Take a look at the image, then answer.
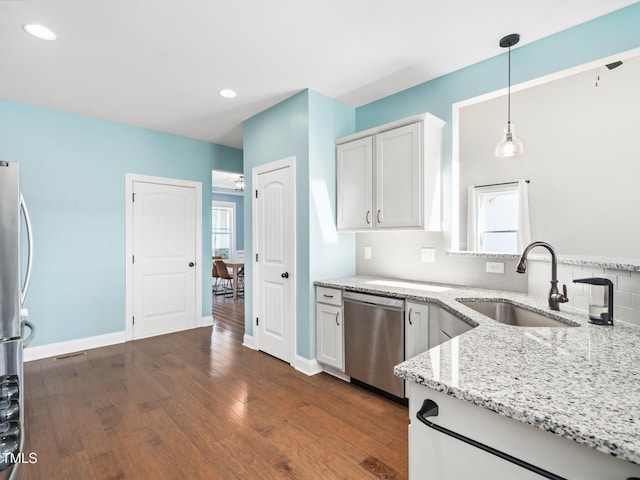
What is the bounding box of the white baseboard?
[200,315,214,327]
[242,334,257,350]
[239,340,323,377]
[294,355,323,376]
[25,318,213,363]
[24,331,127,362]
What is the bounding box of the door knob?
[281,272,289,279]
[188,262,195,267]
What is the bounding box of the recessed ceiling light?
[23,24,57,41]
[218,89,237,99]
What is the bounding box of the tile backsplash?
[528,260,640,327]
[353,231,640,327]
[355,231,528,292]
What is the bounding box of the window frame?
[471,182,521,254]
[212,201,236,259]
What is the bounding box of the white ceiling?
[0,0,636,149]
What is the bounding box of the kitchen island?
[315,276,640,479]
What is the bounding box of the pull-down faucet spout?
[516,241,568,311]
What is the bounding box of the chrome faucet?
[516,241,569,311]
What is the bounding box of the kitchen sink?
[458,300,579,327]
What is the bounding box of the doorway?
[211,169,245,315]
[211,169,245,260]
[252,157,296,364]
[125,174,203,340]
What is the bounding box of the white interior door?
[132,181,197,339]
[254,159,295,363]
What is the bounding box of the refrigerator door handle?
[20,193,33,305]
[22,320,35,348]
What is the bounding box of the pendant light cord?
[495,33,523,157]
[507,44,511,125]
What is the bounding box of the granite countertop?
[315,275,640,465]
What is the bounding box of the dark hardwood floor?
[19,296,409,479]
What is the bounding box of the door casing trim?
[125,173,203,341]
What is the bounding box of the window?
[212,202,235,259]
[467,181,530,253]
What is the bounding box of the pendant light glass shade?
[495,33,524,158]
[495,122,524,157]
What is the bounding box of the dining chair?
[213,259,234,298]
[212,255,224,295]
[237,270,245,298]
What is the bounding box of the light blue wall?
[12,3,636,353]
[240,4,640,361]
[356,4,640,219]
[243,89,356,359]
[243,90,310,346]
[358,4,640,130]
[212,190,244,251]
[0,99,242,347]
[307,90,356,356]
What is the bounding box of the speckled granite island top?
[315,275,640,466]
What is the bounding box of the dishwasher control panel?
[343,290,404,309]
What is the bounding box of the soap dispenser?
[572,277,614,325]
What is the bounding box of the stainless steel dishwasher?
[343,291,405,399]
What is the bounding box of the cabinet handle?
[335,312,340,326]
[408,308,413,325]
[323,294,334,298]
[416,399,566,480]
[377,209,382,223]
[366,210,371,224]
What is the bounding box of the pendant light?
[234,175,245,192]
[495,33,524,158]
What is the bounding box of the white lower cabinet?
[406,301,475,356]
[408,383,640,480]
[405,301,430,359]
[316,287,344,370]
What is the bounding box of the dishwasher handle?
[416,399,566,480]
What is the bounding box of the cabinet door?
[405,302,430,359]
[375,122,422,229]
[336,137,373,230]
[409,386,542,480]
[316,303,344,370]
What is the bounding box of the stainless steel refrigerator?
[0,161,34,477]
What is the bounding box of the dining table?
[224,259,245,300]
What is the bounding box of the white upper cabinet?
[375,122,421,229]
[336,137,373,230]
[336,113,444,231]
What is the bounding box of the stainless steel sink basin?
[458,300,579,327]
